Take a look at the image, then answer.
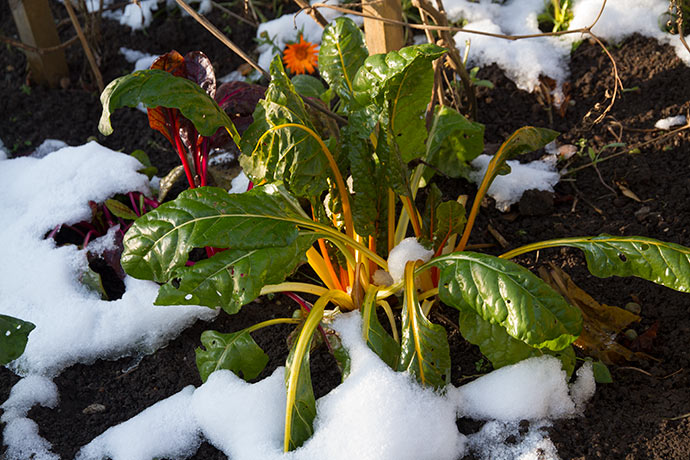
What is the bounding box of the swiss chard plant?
[99,17,690,452]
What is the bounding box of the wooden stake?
[9,0,68,87]
[362,0,404,55]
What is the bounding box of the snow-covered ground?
[2,0,688,458]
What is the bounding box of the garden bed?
[1,1,689,459]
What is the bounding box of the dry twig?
[63,0,104,91]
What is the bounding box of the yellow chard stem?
[283,291,336,452]
[260,282,354,310]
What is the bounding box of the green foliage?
[110,16,690,452]
[239,58,331,197]
[196,329,269,382]
[398,264,451,388]
[99,69,237,140]
[438,252,582,350]
[0,314,35,365]
[425,105,485,180]
[537,0,573,33]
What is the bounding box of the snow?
[469,154,561,212]
[28,139,68,159]
[655,115,688,130]
[229,170,251,194]
[440,0,688,91]
[445,0,571,92]
[74,314,593,460]
[386,237,435,283]
[76,386,202,460]
[1,376,59,460]
[0,137,8,160]
[119,47,157,71]
[0,143,216,458]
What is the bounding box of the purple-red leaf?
[184,51,216,99]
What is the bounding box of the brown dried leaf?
[539,264,649,364]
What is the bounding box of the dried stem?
[63,0,104,91]
[0,34,79,55]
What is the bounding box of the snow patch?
[387,237,434,283]
[655,115,687,130]
[469,154,561,212]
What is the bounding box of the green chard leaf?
[343,108,386,237]
[352,44,446,162]
[361,286,399,369]
[426,252,582,351]
[397,263,451,389]
[121,185,306,283]
[425,105,485,180]
[240,57,331,197]
[458,309,576,376]
[99,69,234,138]
[196,329,269,382]
[155,234,316,313]
[290,74,326,99]
[318,17,368,111]
[504,235,690,293]
[561,235,690,293]
[0,314,35,365]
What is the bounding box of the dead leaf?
[616,181,643,202]
[539,264,652,364]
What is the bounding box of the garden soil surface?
[2,2,690,459]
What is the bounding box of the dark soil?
[2,2,690,459]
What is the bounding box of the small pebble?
[625,302,642,315]
[624,329,638,341]
[82,403,106,415]
[634,206,651,222]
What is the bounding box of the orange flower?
[282,35,319,75]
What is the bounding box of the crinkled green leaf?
[361,287,399,369]
[155,234,315,314]
[121,185,306,283]
[318,17,368,110]
[458,309,575,376]
[195,329,269,382]
[99,69,233,137]
[377,126,410,196]
[344,108,385,237]
[425,105,485,180]
[427,252,582,351]
[291,74,325,99]
[397,269,451,388]
[0,315,35,365]
[240,57,330,197]
[352,44,446,162]
[557,235,690,293]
